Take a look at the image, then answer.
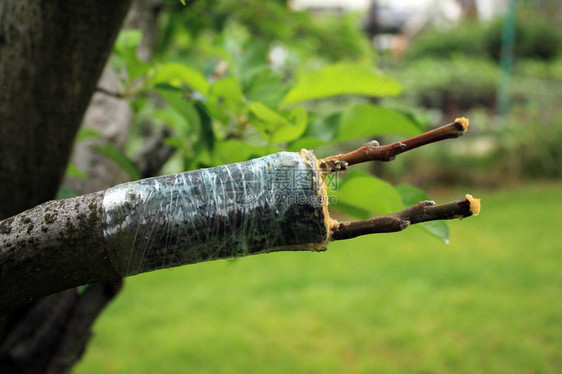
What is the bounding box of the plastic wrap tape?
[103,151,328,276]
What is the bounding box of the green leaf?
[152,107,190,136]
[249,103,307,144]
[226,39,269,86]
[113,30,150,81]
[282,63,403,105]
[157,87,214,151]
[114,29,142,52]
[271,106,308,144]
[337,104,424,141]
[249,102,288,133]
[179,0,186,5]
[302,113,341,141]
[287,113,340,152]
[395,184,450,244]
[164,136,192,157]
[151,63,210,95]
[210,76,246,114]
[65,163,87,179]
[331,171,403,217]
[95,145,140,180]
[213,140,281,165]
[156,87,200,134]
[211,76,244,103]
[194,101,215,151]
[245,68,291,109]
[287,137,327,152]
[76,128,101,142]
[328,201,371,221]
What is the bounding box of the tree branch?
[133,126,176,178]
[95,86,124,99]
[0,191,123,313]
[0,150,481,314]
[0,152,329,312]
[320,117,469,171]
[0,281,121,371]
[331,194,480,241]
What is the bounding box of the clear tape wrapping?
[103,150,330,276]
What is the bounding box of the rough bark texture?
[0,0,133,220]
[0,191,121,314]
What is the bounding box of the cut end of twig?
[465,194,481,216]
[455,117,470,131]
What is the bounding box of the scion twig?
[331,194,480,241]
[320,117,469,171]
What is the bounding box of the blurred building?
[366,0,508,59]
[292,0,509,58]
[291,0,371,12]
[292,0,507,19]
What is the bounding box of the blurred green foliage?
[397,57,500,111]
[385,7,562,186]
[406,10,562,62]
[158,0,373,63]
[405,21,490,61]
[485,12,562,61]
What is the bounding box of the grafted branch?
[0,137,481,314]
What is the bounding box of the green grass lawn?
[76,183,562,373]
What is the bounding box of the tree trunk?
[0,1,132,372]
[0,0,132,220]
[456,0,479,19]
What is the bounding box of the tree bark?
[0,0,133,220]
[0,281,122,373]
[0,1,132,372]
[0,191,121,314]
